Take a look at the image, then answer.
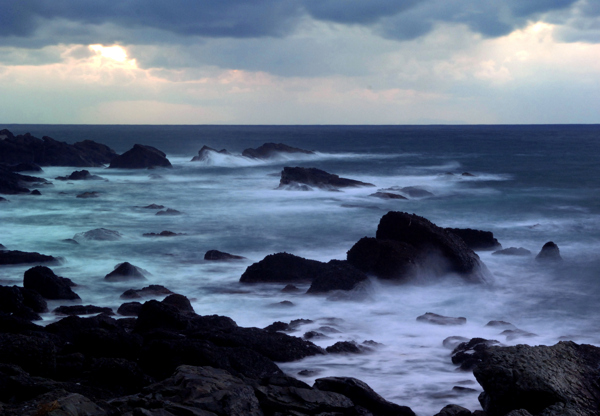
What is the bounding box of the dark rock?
[119,285,174,299]
[318,325,342,333]
[281,284,301,292]
[191,145,231,161]
[485,320,517,330]
[370,191,408,200]
[76,191,100,198]
[443,336,470,350]
[105,262,147,282]
[452,338,501,371]
[278,166,375,190]
[304,331,328,340]
[73,228,121,241]
[0,196,8,202]
[161,294,195,314]
[445,227,502,251]
[142,230,183,237]
[155,208,182,216]
[417,312,466,326]
[474,341,600,416]
[398,186,435,198]
[61,238,79,245]
[0,129,117,167]
[493,247,531,256]
[374,211,490,283]
[242,142,314,159]
[264,321,290,332]
[0,333,57,376]
[108,144,172,169]
[117,302,143,316]
[434,404,473,416]
[5,162,43,172]
[53,305,114,316]
[314,376,416,416]
[204,249,246,260]
[347,237,419,281]
[535,241,562,262]
[55,170,104,181]
[307,259,369,293]
[0,250,57,265]
[501,328,537,341]
[30,189,41,195]
[0,164,47,194]
[142,204,164,209]
[325,341,365,354]
[462,172,475,177]
[0,285,47,321]
[23,266,80,300]
[271,300,295,307]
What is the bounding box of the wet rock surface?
[23,266,80,300]
[278,166,375,190]
[108,144,172,169]
[0,249,58,265]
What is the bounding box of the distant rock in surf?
[0,249,58,265]
[143,230,184,237]
[0,164,47,195]
[23,265,80,300]
[417,312,466,326]
[105,262,147,282]
[383,186,434,198]
[369,192,408,200]
[242,143,315,159]
[278,166,375,191]
[55,169,105,181]
[445,227,502,251]
[155,208,182,216]
[142,203,165,209]
[0,129,117,167]
[76,191,100,198]
[108,144,172,169]
[492,247,531,256]
[120,284,174,299]
[74,228,122,241]
[191,145,231,162]
[30,189,42,195]
[535,241,562,262]
[204,250,246,260]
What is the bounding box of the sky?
[0,0,599,124]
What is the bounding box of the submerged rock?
[155,208,182,216]
[120,284,174,299]
[23,266,80,300]
[417,312,466,326]
[74,228,122,241]
[204,249,246,260]
[535,241,562,262]
[105,262,147,282]
[76,191,100,198]
[242,142,314,159]
[492,247,531,256]
[108,144,172,169]
[370,191,408,200]
[143,230,184,237]
[0,250,57,265]
[278,166,375,190]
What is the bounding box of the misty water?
[2,125,600,415]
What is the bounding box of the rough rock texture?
[0,249,58,265]
[105,262,147,282]
[191,145,231,161]
[278,166,375,190]
[0,129,117,167]
[0,285,48,321]
[55,170,105,181]
[474,341,600,416]
[347,237,419,281]
[445,227,502,251]
[362,211,490,283]
[23,266,80,300]
[451,338,501,371]
[108,144,172,169]
[74,228,122,241]
[535,241,562,262]
[204,250,246,260]
[242,142,314,159]
[240,252,368,293]
[0,164,47,195]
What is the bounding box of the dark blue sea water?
[2,124,600,415]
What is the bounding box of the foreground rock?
[0,285,47,320]
[108,144,172,169]
[535,241,562,262]
[105,262,147,282]
[348,212,490,283]
[23,266,80,300]
[242,142,315,159]
[0,249,57,265]
[0,129,117,167]
[240,252,368,293]
[445,228,502,251]
[0,164,48,194]
[474,341,600,416]
[278,166,375,190]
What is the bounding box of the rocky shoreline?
[0,128,595,416]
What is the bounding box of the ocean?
[1,124,600,415]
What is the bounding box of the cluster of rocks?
[191,142,315,162]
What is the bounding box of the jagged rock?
[242,142,314,159]
[535,241,562,262]
[204,250,246,260]
[451,338,501,371]
[74,228,122,241]
[155,208,182,216]
[108,144,172,169]
[0,129,117,167]
[278,166,375,190]
[119,285,174,299]
[0,249,57,265]
[191,145,231,161]
[474,341,600,416]
[105,262,147,282]
[445,227,502,251]
[53,305,114,316]
[23,266,80,300]
[493,247,531,256]
[417,312,466,326]
[55,170,104,181]
[0,164,47,194]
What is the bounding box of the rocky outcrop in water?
[204,249,246,260]
[0,129,117,167]
[0,249,58,265]
[278,166,375,190]
[347,212,490,283]
[535,241,562,262]
[55,170,105,181]
[492,247,531,256]
[242,142,315,159]
[0,164,48,195]
[108,144,172,169]
[73,228,122,241]
[105,262,147,282]
[23,266,80,300]
[445,228,502,251]
[191,145,231,161]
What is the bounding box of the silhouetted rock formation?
[535,241,562,262]
[445,227,502,251]
[278,166,375,190]
[105,262,147,282]
[108,144,172,169]
[242,142,314,159]
[23,266,80,300]
[55,170,105,181]
[191,145,231,161]
[0,249,57,265]
[0,165,47,195]
[204,250,246,260]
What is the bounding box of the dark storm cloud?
[0,0,593,47]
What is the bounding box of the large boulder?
[445,227,502,251]
[23,266,80,300]
[0,130,117,167]
[474,341,600,416]
[55,170,104,181]
[535,241,562,262]
[0,249,57,265]
[108,144,172,169]
[242,143,314,159]
[351,211,491,283]
[104,262,147,282]
[278,166,375,190]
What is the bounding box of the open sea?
[1,124,600,415]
